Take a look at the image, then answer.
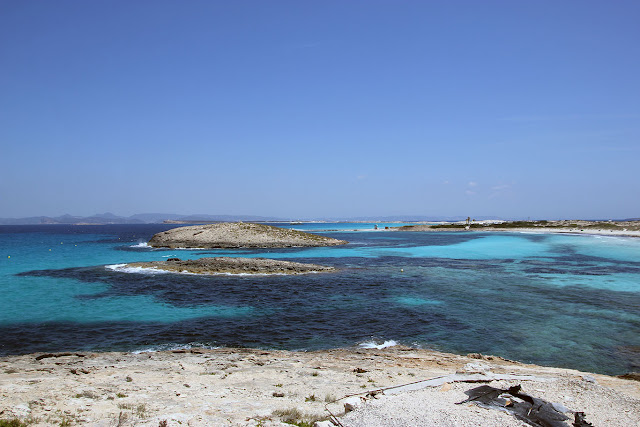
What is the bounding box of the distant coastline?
[396,220,640,238]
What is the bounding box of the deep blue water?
[1,223,639,375]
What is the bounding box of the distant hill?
[175,214,283,223]
[0,214,144,225]
[0,213,283,225]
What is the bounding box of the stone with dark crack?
[126,257,336,275]
[148,222,348,248]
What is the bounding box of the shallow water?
[1,224,639,375]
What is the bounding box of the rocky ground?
[148,223,349,249]
[127,257,336,275]
[1,347,638,426]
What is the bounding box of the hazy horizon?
[2,211,637,224]
[2,1,639,219]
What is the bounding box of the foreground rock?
[127,257,336,275]
[148,222,349,248]
[0,347,638,426]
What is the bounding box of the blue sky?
[1,1,639,219]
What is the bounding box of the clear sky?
[1,1,639,219]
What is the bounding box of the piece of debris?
[573,411,594,426]
[457,384,572,426]
[343,396,365,412]
[35,353,85,361]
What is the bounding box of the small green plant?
[74,390,98,399]
[116,392,127,398]
[311,372,318,377]
[272,408,324,427]
[0,420,29,427]
[116,403,147,419]
[304,394,316,402]
[125,376,133,382]
[274,383,283,387]
[135,404,147,418]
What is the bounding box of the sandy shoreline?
[472,227,640,238]
[396,224,640,238]
[1,347,638,426]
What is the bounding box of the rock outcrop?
[148,222,348,248]
[127,257,335,275]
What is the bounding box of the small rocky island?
[148,222,348,248]
[127,257,336,275]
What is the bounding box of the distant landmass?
[0,213,284,225]
[0,213,632,225]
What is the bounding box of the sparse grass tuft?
[272,408,325,427]
[117,403,147,419]
[0,420,29,427]
[135,404,147,418]
[74,390,98,399]
[304,394,316,402]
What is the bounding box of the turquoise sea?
[1,223,639,375]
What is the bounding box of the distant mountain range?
[0,213,284,225]
[0,213,508,225]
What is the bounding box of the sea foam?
[359,340,398,349]
[105,264,171,275]
[105,263,315,277]
[129,242,151,248]
[132,342,220,354]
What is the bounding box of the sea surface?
[1,223,639,375]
